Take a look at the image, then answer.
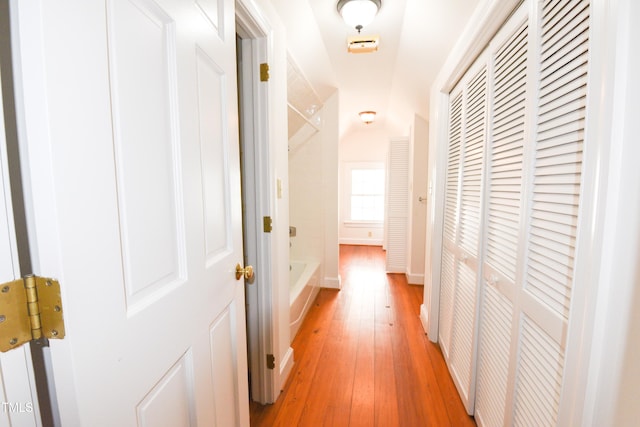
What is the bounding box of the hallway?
[250,245,475,426]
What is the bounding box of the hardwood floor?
[250,245,475,426]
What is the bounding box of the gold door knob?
[235,264,255,281]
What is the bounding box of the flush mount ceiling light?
[359,111,376,124]
[337,0,381,33]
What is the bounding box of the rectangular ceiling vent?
[347,35,379,54]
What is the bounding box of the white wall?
[406,115,428,284]
[321,92,340,288]
[288,91,340,288]
[289,127,323,262]
[338,126,389,245]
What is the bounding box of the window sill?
[343,220,384,228]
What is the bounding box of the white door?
[0,65,40,427]
[11,0,249,425]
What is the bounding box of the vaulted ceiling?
[270,0,480,138]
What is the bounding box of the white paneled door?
[12,0,249,426]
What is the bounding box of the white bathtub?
[289,260,320,340]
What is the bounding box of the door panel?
[474,9,528,426]
[136,350,196,427]
[196,48,232,262]
[12,0,248,425]
[108,0,186,312]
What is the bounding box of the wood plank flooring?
[250,245,475,426]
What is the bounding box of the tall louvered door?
[510,0,590,424]
[474,5,530,426]
[472,0,592,425]
[439,56,487,414]
[386,137,409,273]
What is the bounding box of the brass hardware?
[235,264,255,281]
[260,63,269,82]
[263,216,272,233]
[0,275,65,352]
[266,354,275,370]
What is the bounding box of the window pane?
[351,169,385,195]
[350,168,385,221]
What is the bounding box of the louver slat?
[525,0,590,321]
[449,261,478,400]
[441,62,488,414]
[460,69,487,256]
[440,91,463,355]
[475,15,529,425]
[443,93,463,244]
[512,1,590,426]
[513,316,565,427]
[439,248,456,356]
[475,284,513,427]
[486,21,528,283]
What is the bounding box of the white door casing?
[236,5,276,402]
[11,0,249,425]
[0,63,40,427]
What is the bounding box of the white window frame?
[341,162,385,227]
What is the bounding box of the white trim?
[560,0,639,425]
[405,272,424,285]
[236,0,277,405]
[0,24,42,422]
[279,346,294,389]
[419,304,429,335]
[342,220,383,228]
[339,237,383,246]
[322,275,341,289]
[386,264,405,274]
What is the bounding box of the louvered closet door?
[385,137,409,273]
[512,0,590,424]
[439,56,487,414]
[472,0,592,425]
[475,4,529,426]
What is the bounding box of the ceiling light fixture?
[359,111,376,124]
[337,0,381,33]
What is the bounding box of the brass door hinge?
[266,354,275,370]
[260,63,269,82]
[263,216,273,233]
[0,275,65,352]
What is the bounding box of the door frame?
[235,0,277,404]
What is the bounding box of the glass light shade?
[359,111,376,124]
[339,0,380,29]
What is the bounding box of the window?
[349,167,385,222]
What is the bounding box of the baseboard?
[386,264,405,274]
[420,304,429,335]
[339,238,384,246]
[406,272,424,285]
[279,346,294,390]
[323,275,342,289]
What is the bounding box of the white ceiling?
[269,0,480,138]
